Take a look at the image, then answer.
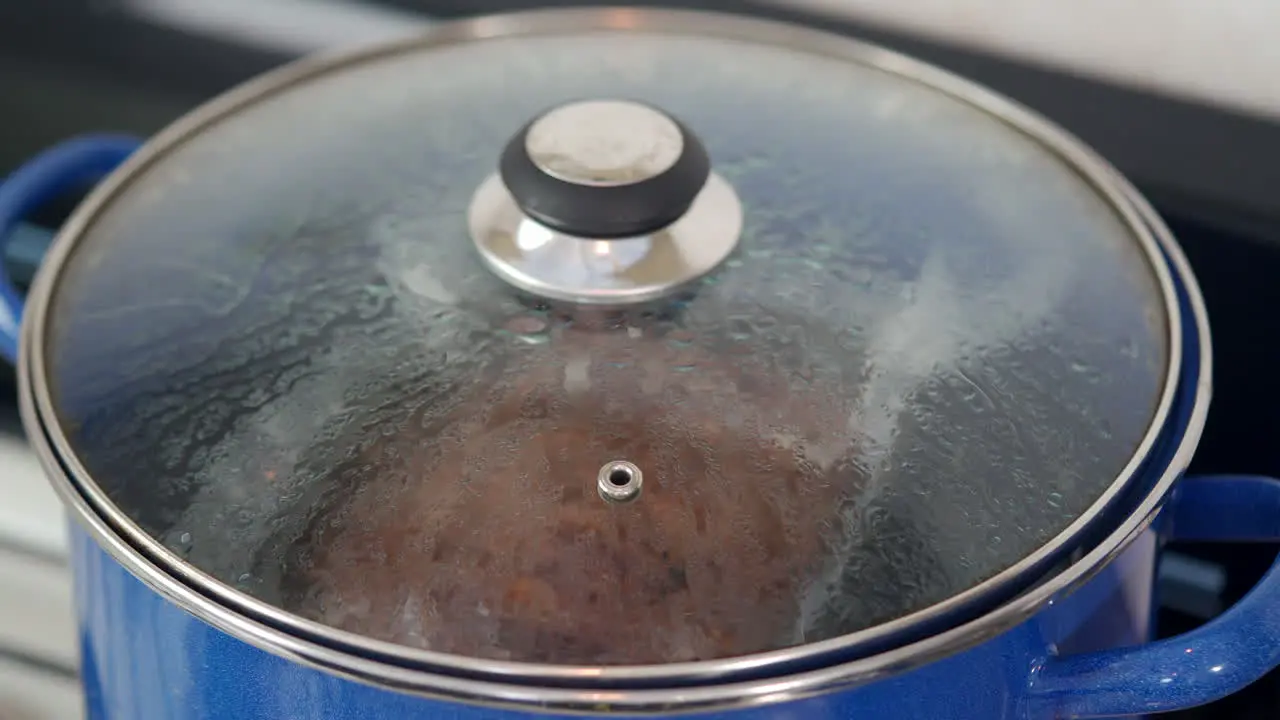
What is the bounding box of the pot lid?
[34,10,1177,669]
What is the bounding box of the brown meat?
[296,318,856,665]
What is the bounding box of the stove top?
[1,2,1278,718]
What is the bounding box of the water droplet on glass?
[666,329,694,348]
[728,317,753,341]
[1047,492,1063,509]
[502,315,548,344]
[179,532,192,544]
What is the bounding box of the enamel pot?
[2,8,1279,720]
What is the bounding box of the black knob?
[498,100,711,239]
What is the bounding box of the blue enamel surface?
[69,524,1148,720]
[0,135,140,363]
[1028,476,1280,718]
[70,474,1280,720]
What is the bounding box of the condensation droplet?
[515,333,549,345]
[504,314,548,336]
[727,317,753,341]
[1046,492,1063,509]
[666,329,694,348]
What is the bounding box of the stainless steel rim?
[468,171,744,305]
[18,6,1197,705]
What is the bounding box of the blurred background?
[0,2,1278,718]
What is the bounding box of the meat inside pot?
[285,321,860,665]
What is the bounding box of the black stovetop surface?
[3,2,1279,718]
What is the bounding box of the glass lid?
[35,11,1176,668]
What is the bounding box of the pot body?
[10,13,1280,720]
[71,523,1157,720]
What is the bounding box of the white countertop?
[764,0,1280,120]
[0,412,79,718]
[0,427,68,559]
[128,0,1280,121]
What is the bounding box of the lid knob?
[499,100,712,238]
[468,98,743,306]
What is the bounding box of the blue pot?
[4,9,1280,720]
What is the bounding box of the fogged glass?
[44,31,1169,664]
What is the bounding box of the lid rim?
[20,6,1185,688]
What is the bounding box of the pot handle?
[1028,474,1280,718]
[0,135,142,363]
